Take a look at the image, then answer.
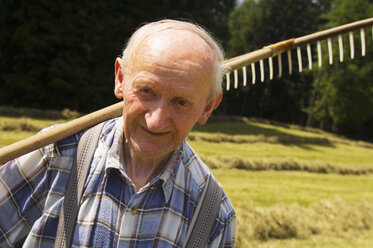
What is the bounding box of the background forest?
[0,0,372,139]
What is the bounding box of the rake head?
[223,17,373,90]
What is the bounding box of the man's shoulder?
[180,141,236,240]
[180,141,210,189]
[180,141,235,216]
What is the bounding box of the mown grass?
[189,116,373,173]
[2,111,373,247]
[192,116,373,247]
[0,117,63,147]
[190,140,373,166]
[213,169,373,207]
[214,169,373,247]
[201,155,373,175]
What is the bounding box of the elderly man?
[0,20,236,247]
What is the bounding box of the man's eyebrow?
[132,79,157,88]
[131,77,200,100]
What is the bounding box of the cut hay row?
[235,198,373,247]
[202,155,373,175]
[0,106,80,120]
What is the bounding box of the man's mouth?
[141,126,169,136]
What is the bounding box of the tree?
[0,0,235,112]
[225,0,331,124]
[308,0,373,138]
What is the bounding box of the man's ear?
[114,57,124,99]
[198,92,223,125]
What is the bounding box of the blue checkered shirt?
[0,117,236,247]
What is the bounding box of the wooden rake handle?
[0,102,123,164]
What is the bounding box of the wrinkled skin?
[114,29,222,189]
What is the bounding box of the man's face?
[114,30,221,162]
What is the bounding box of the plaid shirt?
[0,117,236,248]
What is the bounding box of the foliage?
[228,0,330,57]
[0,0,235,112]
[226,0,373,140]
[223,0,331,126]
[308,0,373,138]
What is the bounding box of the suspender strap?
[54,120,221,247]
[55,122,105,248]
[184,174,223,248]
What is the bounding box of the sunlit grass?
[189,140,373,166]
[0,131,35,147]
[213,169,373,207]
[0,116,63,147]
[190,117,373,167]
[214,169,373,247]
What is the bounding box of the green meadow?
[1,112,373,247]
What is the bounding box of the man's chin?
[131,142,174,160]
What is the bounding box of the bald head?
[120,20,225,100]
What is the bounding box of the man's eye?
[140,88,151,94]
[176,99,188,107]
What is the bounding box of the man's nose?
[144,101,170,131]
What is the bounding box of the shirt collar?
[104,117,184,203]
[105,117,126,175]
[158,145,183,203]
[134,144,183,203]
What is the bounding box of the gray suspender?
[55,122,105,248]
[184,174,223,248]
[54,122,222,248]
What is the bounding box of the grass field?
[1,113,373,247]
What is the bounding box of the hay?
[235,198,373,247]
[201,155,373,175]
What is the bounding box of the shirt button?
[130,207,137,214]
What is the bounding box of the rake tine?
[338,34,343,62]
[277,53,282,78]
[327,38,333,65]
[260,59,264,82]
[226,72,230,91]
[287,49,292,75]
[317,41,322,67]
[349,31,355,59]
[242,66,247,87]
[361,28,366,56]
[297,47,302,72]
[251,63,256,84]
[269,57,273,80]
[307,44,312,70]
[234,70,238,89]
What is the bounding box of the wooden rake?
[224,17,373,90]
[0,17,372,164]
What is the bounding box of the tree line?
[226,0,373,140]
[0,0,372,139]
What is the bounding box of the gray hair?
[121,19,225,99]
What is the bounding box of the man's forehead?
[140,29,213,59]
[128,30,215,75]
